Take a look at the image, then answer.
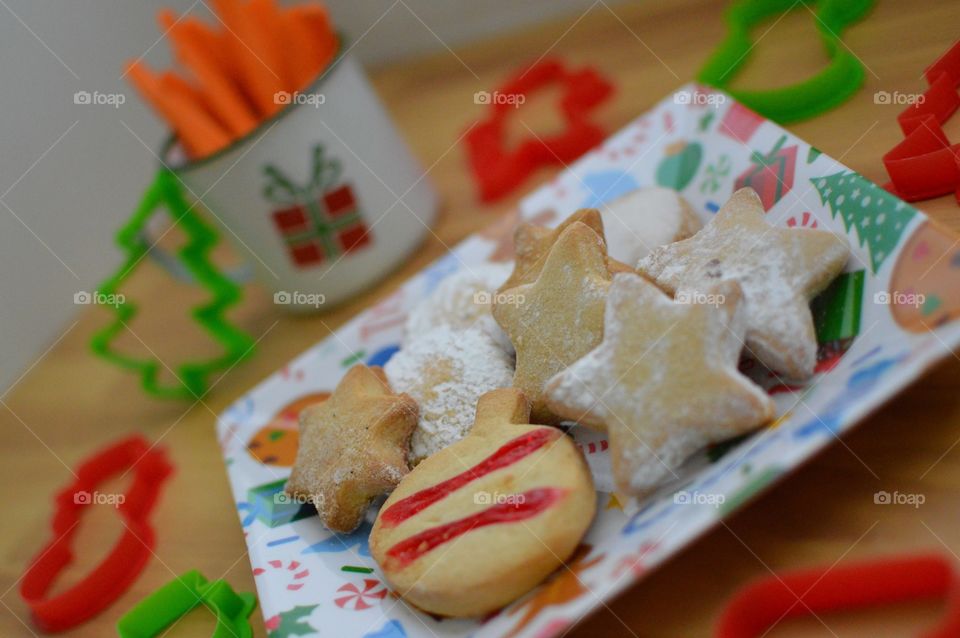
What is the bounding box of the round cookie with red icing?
[370,388,595,618]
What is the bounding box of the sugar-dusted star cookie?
[370,388,595,617]
[638,188,849,380]
[545,273,775,496]
[286,364,418,533]
[493,221,613,423]
[499,208,630,293]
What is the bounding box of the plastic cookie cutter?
[697,0,874,123]
[116,570,257,638]
[19,434,174,632]
[465,57,615,202]
[883,40,960,203]
[90,168,255,400]
[715,554,960,637]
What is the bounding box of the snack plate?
[217,83,960,638]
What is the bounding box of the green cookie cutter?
[116,570,257,638]
[698,0,874,123]
[90,169,255,400]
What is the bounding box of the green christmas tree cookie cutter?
[698,0,874,123]
[90,169,255,400]
[116,570,257,638]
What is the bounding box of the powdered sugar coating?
[404,263,514,353]
[545,273,774,496]
[599,187,701,265]
[385,326,514,463]
[637,188,849,380]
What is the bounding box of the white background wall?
[0,0,596,391]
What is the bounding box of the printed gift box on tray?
[217,83,960,638]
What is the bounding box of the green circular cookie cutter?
[116,570,257,638]
[90,169,255,400]
[697,0,874,123]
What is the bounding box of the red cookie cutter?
[19,434,174,632]
[715,554,960,638]
[883,41,960,203]
[465,58,614,203]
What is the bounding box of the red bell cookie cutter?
[715,554,960,638]
[883,41,960,203]
[465,58,614,202]
[19,434,174,632]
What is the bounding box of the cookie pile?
[285,187,850,617]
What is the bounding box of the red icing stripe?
[379,428,559,528]
[385,487,566,568]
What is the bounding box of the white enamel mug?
[160,49,438,311]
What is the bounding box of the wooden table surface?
[3,0,960,635]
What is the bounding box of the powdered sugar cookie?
[493,221,613,424]
[286,365,418,533]
[370,388,595,617]
[599,187,701,264]
[403,263,513,352]
[545,273,774,496]
[385,326,514,463]
[638,188,849,380]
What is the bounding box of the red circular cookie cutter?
[465,58,615,202]
[883,41,960,203]
[715,554,960,638]
[19,434,174,632]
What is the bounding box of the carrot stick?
[160,9,258,137]
[282,4,337,90]
[126,61,230,159]
[211,0,286,117]
[247,0,294,90]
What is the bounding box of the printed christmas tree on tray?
[811,170,915,274]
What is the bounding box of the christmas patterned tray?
[216,83,960,638]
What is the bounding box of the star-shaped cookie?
[286,364,418,533]
[498,208,630,293]
[493,221,613,423]
[544,273,775,496]
[637,188,849,379]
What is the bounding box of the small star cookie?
[286,364,418,533]
[370,388,595,617]
[637,188,849,380]
[499,208,630,293]
[545,273,775,496]
[493,221,613,424]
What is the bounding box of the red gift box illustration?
[264,145,372,268]
[735,135,797,211]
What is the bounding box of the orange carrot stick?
[282,4,337,90]
[126,61,230,159]
[211,0,286,117]
[160,9,258,137]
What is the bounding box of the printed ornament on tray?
[265,144,372,268]
[735,135,797,210]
